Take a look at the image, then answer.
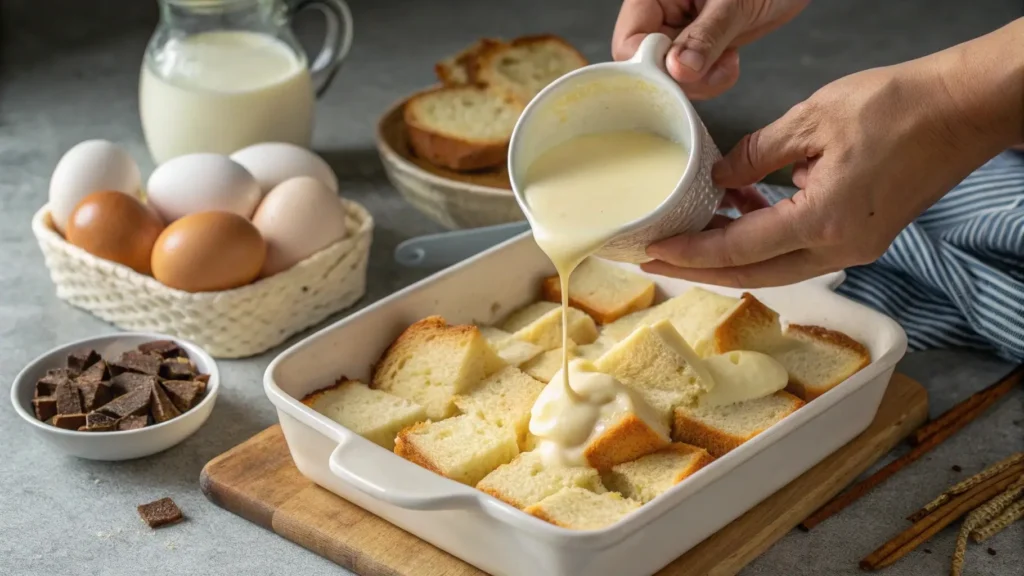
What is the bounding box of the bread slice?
[602,287,741,356]
[474,35,588,104]
[541,258,656,324]
[404,85,524,171]
[601,443,715,503]
[372,316,505,420]
[394,414,519,486]
[712,293,871,401]
[500,301,598,350]
[525,487,640,530]
[672,390,805,457]
[520,342,576,383]
[434,38,504,85]
[595,320,714,426]
[302,379,426,450]
[454,365,545,449]
[478,325,544,366]
[477,451,606,509]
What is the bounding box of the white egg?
[230,142,338,196]
[146,153,261,222]
[251,176,348,277]
[48,140,142,233]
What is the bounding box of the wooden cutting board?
[201,374,927,576]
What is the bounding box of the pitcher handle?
[294,0,354,97]
[629,33,672,74]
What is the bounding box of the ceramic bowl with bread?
[265,233,906,576]
[376,35,589,229]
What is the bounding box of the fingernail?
[676,48,705,72]
[707,66,732,86]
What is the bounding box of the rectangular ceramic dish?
[264,233,907,576]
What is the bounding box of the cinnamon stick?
[951,473,1024,576]
[800,367,1022,531]
[907,453,1024,522]
[909,364,1023,446]
[859,466,1023,570]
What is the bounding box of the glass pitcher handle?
[294,0,354,98]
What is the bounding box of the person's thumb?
[669,0,745,82]
[712,104,819,188]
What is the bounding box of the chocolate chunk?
[67,349,102,373]
[37,368,75,396]
[110,373,159,397]
[160,380,203,412]
[78,381,113,412]
[51,413,87,430]
[73,360,108,387]
[137,497,184,528]
[138,340,184,359]
[117,415,148,431]
[109,350,161,377]
[99,387,151,419]
[54,381,82,415]
[32,396,57,421]
[160,360,195,381]
[194,373,210,393]
[149,382,181,423]
[83,411,119,431]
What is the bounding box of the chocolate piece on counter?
[98,387,151,419]
[149,382,181,423]
[54,380,83,415]
[37,368,75,396]
[80,412,118,432]
[138,340,184,359]
[160,380,203,412]
[117,415,148,431]
[67,349,102,373]
[137,497,184,528]
[110,373,159,396]
[78,381,113,412]
[51,413,87,430]
[32,397,58,421]
[73,360,108,387]
[109,350,161,377]
[159,360,195,381]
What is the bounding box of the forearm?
[936,18,1024,154]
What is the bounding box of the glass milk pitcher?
[140,0,353,164]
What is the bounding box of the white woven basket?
[32,199,374,358]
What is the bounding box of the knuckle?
[682,28,719,53]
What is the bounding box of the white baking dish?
[264,233,907,576]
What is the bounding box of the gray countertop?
[1,0,1022,575]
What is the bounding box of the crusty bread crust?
[785,324,871,401]
[667,443,716,484]
[393,421,446,477]
[474,34,588,104]
[403,86,517,171]
[712,292,780,353]
[434,38,504,85]
[583,413,669,471]
[525,505,572,528]
[671,391,805,458]
[541,275,656,325]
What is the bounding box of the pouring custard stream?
[522,130,688,465]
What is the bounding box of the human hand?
[642,46,1021,288]
[612,0,809,99]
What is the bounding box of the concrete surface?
[1,0,1021,575]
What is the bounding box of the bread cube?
[672,390,805,457]
[500,302,598,350]
[477,451,606,509]
[602,287,740,356]
[395,414,519,486]
[372,316,505,420]
[520,342,576,383]
[525,487,640,530]
[302,379,426,450]
[540,258,656,324]
[601,443,714,503]
[454,365,545,449]
[478,326,544,366]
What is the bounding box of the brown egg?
[151,211,266,292]
[66,191,165,275]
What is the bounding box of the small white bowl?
[10,332,219,461]
[508,33,724,264]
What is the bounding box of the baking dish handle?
[804,270,846,291]
[328,436,481,511]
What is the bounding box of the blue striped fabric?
[756,150,1024,362]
